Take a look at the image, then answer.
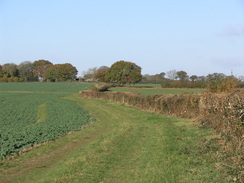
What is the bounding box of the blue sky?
[0,0,244,77]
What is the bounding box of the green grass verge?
[0,94,229,183]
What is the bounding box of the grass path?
[34,102,48,124]
[0,94,225,182]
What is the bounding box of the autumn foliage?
[0,60,78,82]
[33,60,53,81]
[46,63,78,81]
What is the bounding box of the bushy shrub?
[207,76,239,93]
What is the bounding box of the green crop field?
[0,82,93,93]
[0,82,95,159]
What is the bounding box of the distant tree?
[238,76,244,82]
[83,73,93,81]
[206,73,239,92]
[0,65,3,77]
[141,72,166,83]
[2,63,18,77]
[82,67,97,81]
[207,73,225,83]
[196,76,206,82]
[152,72,166,83]
[94,66,109,82]
[159,72,166,79]
[45,65,58,81]
[190,75,198,82]
[219,76,240,92]
[18,61,35,81]
[58,63,78,80]
[141,74,158,83]
[166,70,177,80]
[152,75,159,83]
[105,60,142,85]
[33,60,53,81]
[176,71,188,81]
[46,63,78,81]
[238,76,244,88]
[141,74,150,83]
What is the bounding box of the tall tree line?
[0,60,78,82]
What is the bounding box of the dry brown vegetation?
[90,84,113,92]
[80,89,244,180]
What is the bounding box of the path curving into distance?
[0,95,225,183]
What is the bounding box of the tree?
[141,74,156,83]
[0,65,3,77]
[238,76,244,88]
[219,76,239,92]
[166,70,177,80]
[176,71,188,81]
[45,65,58,81]
[46,63,78,81]
[206,73,227,92]
[238,76,244,82]
[207,73,226,81]
[141,72,166,83]
[159,72,166,79]
[196,76,206,82]
[105,60,142,85]
[58,63,78,80]
[2,63,18,77]
[94,66,109,82]
[33,60,53,81]
[18,61,35,81]
[82,67,97,81]
[190,75,198,82]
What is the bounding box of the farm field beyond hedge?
[109,85,205,95]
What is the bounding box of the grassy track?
[35,102,48,124]
[0,94,226,183]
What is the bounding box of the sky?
[0,0,244,77]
